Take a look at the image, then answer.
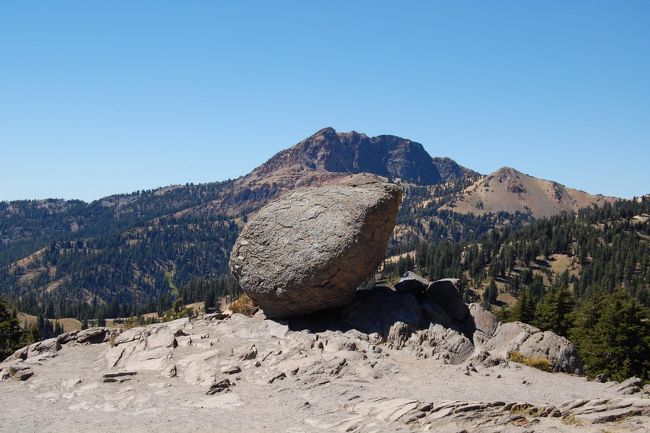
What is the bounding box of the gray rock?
[239,344,257,361]
[468,303,498,345]
[615,377,643,395]
[230,179,401,318]
[386,321,414,349]
[394,271,430,295]
[423,279,469,322]
[420,301,454,328]
[341,287,423,338]
[518,330,583,374]
[113,327,145,346]
[26,338,61,358]
[206,379,232,395]
[595,374,608,383]
[76,327,108,344]
[9,365,34,381]
[2,346,28,363]
[221,364,241,375]
[407,324,474,364]
[57,331,79,344]
[483,322,583,374]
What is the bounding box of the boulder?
[26,338,61,358]
[394,271,430,295]
[613,377,643,395]
[423,279,469,322]
[76,327,108,344]
[419,301,453,328]
[517,330,583,374]
[341,286,423,338]
[483,322,583,374]
[230,179,401,318]
[468,303,498,345]
[407,324,474,364]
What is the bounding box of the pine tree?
[0,297,23,359]
[484,279,498,305]
[534,285,575,336]
[513,288,536,324]
[570,290,650,381]
[204,288,216,314]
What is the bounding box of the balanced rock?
[230,179,401,318]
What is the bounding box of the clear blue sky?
[1,1,648,201]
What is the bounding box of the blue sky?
[1,1,648,201]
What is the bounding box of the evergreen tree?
[204,288,216,314]
[513,288,536,324]
[0,297,22,359]
[570,290,650,381]
[534,285,575,336]
[484,279,498,305]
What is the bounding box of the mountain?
[0,128,621,319]
[443,167,617,218]
[187,127,475,218]
[250,127,473,184]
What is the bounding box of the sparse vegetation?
[508,351,552,372]
[229,293,258,317]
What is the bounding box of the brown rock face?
[230,178,402,318]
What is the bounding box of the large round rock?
[230,180,402,318]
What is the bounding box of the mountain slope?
[443,167,617,218]
[0,128,622,319]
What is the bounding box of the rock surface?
[230,179,402,318]
[1,310,648,433]
[394,271,430,295]
[484,321,584,374]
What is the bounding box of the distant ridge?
[443,166,617,218]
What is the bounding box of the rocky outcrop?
[2,311,647,433]
[0,327,117,382]
[484,321,583,374]
[422,278,469,322]
[341,287,422,337]
[230,178,401,318]
[393,271,430,294]
[468,302,499,345]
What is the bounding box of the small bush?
[229,294,258,317]
[508,351,552,372]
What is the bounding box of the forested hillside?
[0,128,631,328]
[403,196,650,306]
[386,196,650,380]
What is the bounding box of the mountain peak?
[492,166,523,177]
[253,128,471,186]
[444,166,617,218]
[311,126,338,138]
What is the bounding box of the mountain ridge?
[0,127,622,316]
[443,165,617,218]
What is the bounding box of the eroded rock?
[230,179,401,318]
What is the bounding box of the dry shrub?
[508,351,552,372]
[229,293,258,317]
